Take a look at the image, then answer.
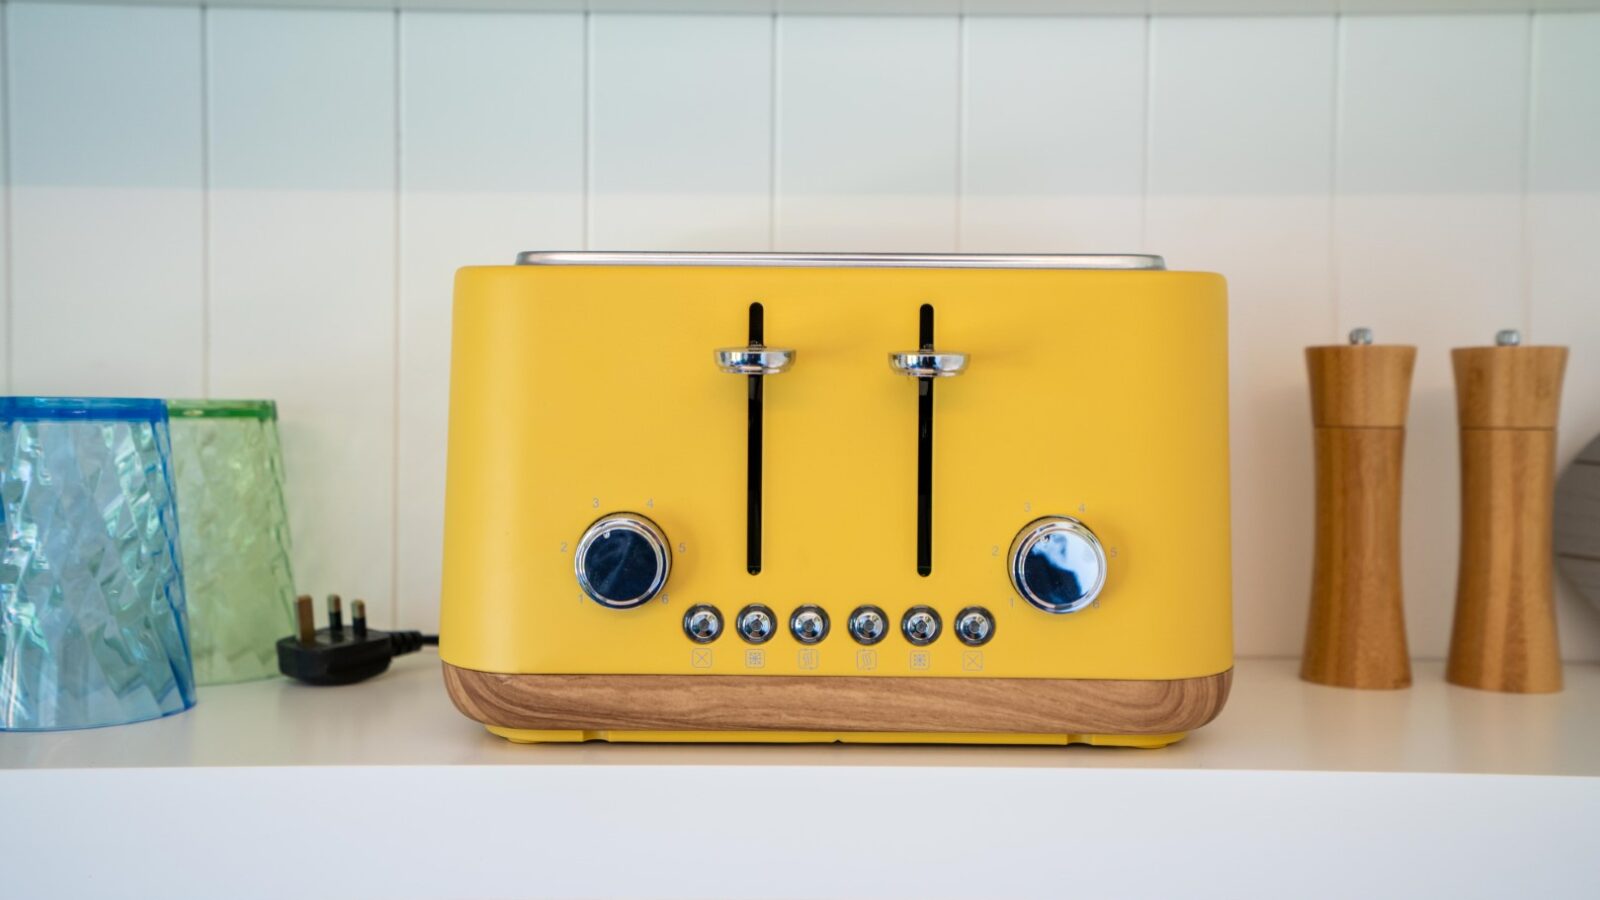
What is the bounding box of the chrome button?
[574,513,671,609]
[790,606,830,644]
[1008,516,1107,614]
[847,606,888,645]
[954,607,995,646]
[902,606,942,646]
[736,604,776,644]
[683,605,722,644]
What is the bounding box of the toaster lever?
[717,304,793,576]
[893,305,968,576]
[888,351,967,378]
[715,347,795,375]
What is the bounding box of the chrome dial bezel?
[573,513,672,610]
[1007,516,1108,614]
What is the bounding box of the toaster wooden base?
[483,727,1190,748]
[443,664,1231,746]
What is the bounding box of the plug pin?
[352,599,368,638]
[296,594,316,644]
[327,593,343,633]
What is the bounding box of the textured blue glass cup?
[0,397,195,730]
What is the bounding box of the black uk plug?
[277,594,435,685]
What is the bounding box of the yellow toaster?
[440,252,1232,747]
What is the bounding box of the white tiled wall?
[4,3,1598,661]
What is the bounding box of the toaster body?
[440,253,1232,747]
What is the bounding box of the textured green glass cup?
[167,400,295,684]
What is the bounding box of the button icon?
[856,649,877,671]
[691,648,713,668]
[910,651,930,670]
[798,648,819,670]
[745,649,765,669]
[962,650,984,672]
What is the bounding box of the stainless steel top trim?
[516,251,1165,270]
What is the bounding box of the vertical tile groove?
[391,8,403,625]
[767,13,778,251]
[1,1,10,394]
[1328,13,1345,341]
[1139,14,1153,253]
[1520,12,1537,337]
[954,14,966,251]
[199,4,211,398]
[582,12,592,251]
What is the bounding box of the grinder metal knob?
[1008,517,1107,614]
[574,513,672,609]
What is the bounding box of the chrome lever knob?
[716,346,795,375]
[889,351,968,378]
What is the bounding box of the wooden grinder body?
[1302,345,1417,689]
[1448,345,1568,693]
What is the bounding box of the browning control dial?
[574,513,672,609]
[1008,516,1108,614]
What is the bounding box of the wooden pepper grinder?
[1447,330,1568,693]
[1302,328,1417,689]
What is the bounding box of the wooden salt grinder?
[1302,328,1416,689]
[1447,330,1568,693]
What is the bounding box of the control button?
[901,606,942,646]
[574,513,671,609]
[790,605,830,644]
[847,605,888,645]
[1008,516,1107,614]
[954,606,995,647]
[682,605,722,644]
[735,604,777,644]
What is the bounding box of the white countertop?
[4,653,1596,775]
[2,655,1597,898]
